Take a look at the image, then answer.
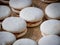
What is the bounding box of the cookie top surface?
[45,3,60,19]
[9,0,32,9]
[0,5,11,20]
[40,19,60,34]
[0,31,16,44]
[2,17,27,33]
[13,38,37,45]
[20,7,44,22]
[38,35,60,45]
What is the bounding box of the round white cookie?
[0,5,11,20]
[9,0,32,9]
[45,3,60,19]
[0,31,16,45]
[2,17,27,33]
[20,7,44,22]
[13,38,37,45]
[40,19,60,35]
[38,35,60,45]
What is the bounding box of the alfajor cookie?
[9,0,32,14]
[2,17,27,38]
[13,38,38,45]
[0,5,11,20]
[38,35,60,45]
[20,7,44,27]
[0,31,16,45]
[45,3,60,20]
[40,19,60,36]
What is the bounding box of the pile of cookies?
[0,0,60,45]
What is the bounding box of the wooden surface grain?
[33,0,48,10]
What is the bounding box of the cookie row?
[0,32,60,45]
[0,2,60,37]
[0,3,60,28]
